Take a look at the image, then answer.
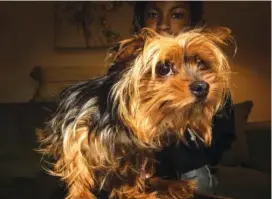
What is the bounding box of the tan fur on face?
[112,27,232,147]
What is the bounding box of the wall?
[0,2,270,122]
[0,2,109,102]
[203,1,271,121]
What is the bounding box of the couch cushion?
[244,121,271,173]
[219,101,253,166]
[0,105,25,158]
[214,166,270,199]
[0,103,56,178]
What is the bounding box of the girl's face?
[143,1,191,36]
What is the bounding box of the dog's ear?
[107,28,159,72]
[203,26,233,45]
[212,26,232,43]
[203,26,237,56]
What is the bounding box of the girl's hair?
[132,1,204,32]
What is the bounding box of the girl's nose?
[158,15,170,32]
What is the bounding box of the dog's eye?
[156,62,173,77]
[196,57,208,70]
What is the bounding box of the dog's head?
[109,27,233,147]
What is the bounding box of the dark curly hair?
[133,1,204,32]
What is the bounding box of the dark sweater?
[155,94,235,177]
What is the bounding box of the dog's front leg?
[146,177,196,199]
[108,177,160,199]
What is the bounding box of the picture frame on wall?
[54,2,135,49]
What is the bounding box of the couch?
[214,121,271,199]
[0,66,270,199]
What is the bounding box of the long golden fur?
[38,27,233,199]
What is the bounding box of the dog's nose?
[189,81,209,98]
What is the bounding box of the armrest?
[244,121,271,174]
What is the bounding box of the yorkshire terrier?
[38,27,233,199]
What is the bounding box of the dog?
[38,27,233,199]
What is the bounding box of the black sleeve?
[155,93,236,176]
[206,92,236,165]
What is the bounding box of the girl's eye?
[171,12,185,19]
[147,11,160,19]
[156,62,174,77]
